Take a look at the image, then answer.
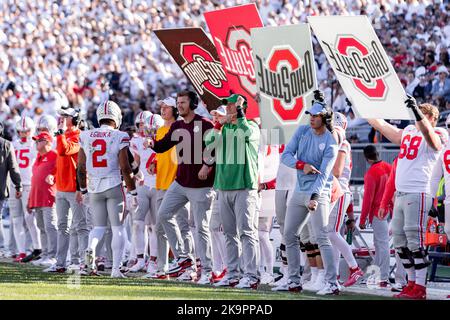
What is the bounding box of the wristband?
[214,122,223,131]
[80,187,88,195]
[296,161,305,170]
[310,193,319,201]
[55,129,64,136]
[128,189,137,196]
[411,106,424,121]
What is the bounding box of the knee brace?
[411,248,430,270]
[305,242,317,258]
[396,247,414,269]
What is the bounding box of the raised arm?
[367,119,403,145]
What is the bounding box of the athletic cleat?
[168,257,193,276]
[43,264,66,273]
[343,267,364,287]
[111,268,127,278]
[260,272,275,285]
[271,282,289,291]
[378,280,390,289]
[14,253,27,263]
[214,276,240,287]
[177,269,197,282]
[211,269,227,283]
[287,280,302,292]
[304,273,326,292]
[39,258,57,267]
[31,257,44,266]
[403,285,426,300]
[394,281,416,298]
[126,258,146,273]
[317,282,340,295]
[197,273,212,285]
[21,249,42,263]
[271,272,288,287]
[146,259,158,274]
[235,277,259,290]
[391,283,406,292]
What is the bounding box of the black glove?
[324,108,334,133]
[405,94,424,121]
[345,98,352,107]
[313,89,325,103]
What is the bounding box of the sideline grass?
[0,261,389,300]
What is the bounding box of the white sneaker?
[235,276,258,289]
[40,258,57,267]
[308,271,326,292]
[31,257,44,266]
[43,264,58,272]
[317,282,340,295]
[111,268,126,278]
[260,272,275,285]
[271,282,289,291]
[146,260,158,274]
[214,276,240,287]
[67,264,80,272]
[177,269,197,282]
[197,273,212,285]
[270,272,288,287]
[126,258,146,272]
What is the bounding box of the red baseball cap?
[32,131,53,143]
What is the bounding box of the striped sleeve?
[119,132,131,150]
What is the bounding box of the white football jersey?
[12,138,36,186]
[276,145,297,191]
[395,125,448,194]
[80,125,130,193]
[337,139,352,193]
[130,135,156,188]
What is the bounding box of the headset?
[187,90,199,110]
[0,122,3,137]
[171,105,179,119]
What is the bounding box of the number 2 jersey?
[395,125,448,194]
[12,138,36,186]
[80,125,130,193]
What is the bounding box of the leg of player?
[68,192,89,271]
[372,216,390,288]
[9,196,26,262]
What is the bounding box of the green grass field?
[0,261,391,300]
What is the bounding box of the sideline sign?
[308,16,413,120]
[251,24,316,144]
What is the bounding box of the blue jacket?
[281,125,338,197]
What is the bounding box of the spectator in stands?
[360,145,392,289]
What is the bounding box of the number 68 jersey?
[80,125,130,193]
[395,124,448,194]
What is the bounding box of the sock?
[406,267,416,282]
[111,226,125,270]
[132,220,145,256]
[12,216,26,254]
[148,225,158,258]
[415,268,427,287]
[310,267,318,282]
[88,227,106,268]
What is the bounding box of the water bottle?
[346,229,353,245]
[437,223,445,234]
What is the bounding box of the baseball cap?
[221,94,248,106]
[305,102,328,116]
[157,97,176,107]
[210,106,227,117]
[32,131,53,143]
[58,106,78,117]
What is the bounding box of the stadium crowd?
[0,0,449,138]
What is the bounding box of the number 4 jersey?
[12,138,37,186]
[80,125,130,193]
[396,125,448,194]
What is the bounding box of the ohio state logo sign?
[214,25,256,98]
[255,46,314,122]
[181,43,229,98]
[321,36,390,99]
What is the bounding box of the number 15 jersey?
[80,125,130,193]
[395,125,448,194]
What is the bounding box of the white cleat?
[260,272,275,285]
[316,282,340,295]
[126,259,146,273]
[196,273,212,285]
[111,268,127,278]
[146,260,158,274]
[40,258,57,267]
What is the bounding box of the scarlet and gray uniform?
[393,125,447,271]
[9,139,38,253]
[80,126,130,270]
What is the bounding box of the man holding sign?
[368,96,448,299]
